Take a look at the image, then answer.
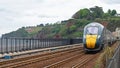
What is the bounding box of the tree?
[72,8,91,20]
[111,10,117,16]
[72,6,105,20]
[37,24,44,27]
[69,25,77,32]
[102,13,111,18]
[45,23,49,26]
[90,6,104,19]
[79,8,91,19]
[108,9,111,14]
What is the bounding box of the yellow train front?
[83,22,115,53]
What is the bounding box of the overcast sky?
[0,0,120,36]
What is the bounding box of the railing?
[0,38,82,54]
[107,44,120,68]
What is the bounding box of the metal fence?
[0,38,82,54]
[107,44,120,68]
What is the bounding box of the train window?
[86,26,98,34]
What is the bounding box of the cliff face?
[2,6,120,38]
[2,18,120,38]
[2,26,43,38]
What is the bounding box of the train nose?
[86,35,97,48]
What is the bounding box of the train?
[83,22,116,53]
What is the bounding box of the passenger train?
[83,22,116,53]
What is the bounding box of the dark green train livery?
[83,22,116,53]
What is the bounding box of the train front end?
[83,23,103,52]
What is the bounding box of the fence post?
[1,38,3,54]
[38,39,39,48]
[29,38,31,50]
[32,39,35,49]
[15,38,17,52]
[23,38,24,51]
[11,38,13,53]
[70,39,73,45]
[26,38,28,50]
[6,38,8,53]
[37,39,39,49]
[0,38,1,54]
[18,38,21,51]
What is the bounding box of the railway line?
[0,45,83,68]
[71,54,98,68]
[0,37,117,68]
[19,46,100,68]
[0,42,118,68]
[44,51,99,68]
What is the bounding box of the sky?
[0,0,120,36]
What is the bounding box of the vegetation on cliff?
[2,6,120,38]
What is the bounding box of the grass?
[94,42,118,68]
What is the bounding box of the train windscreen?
[86,26,98,35]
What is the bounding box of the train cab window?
[86,26,98,35]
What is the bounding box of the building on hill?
[114,27,120,39]
[115,14,120,16]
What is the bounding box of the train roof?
[84,22,104,29]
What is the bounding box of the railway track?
[44,52,85,68]
[0,46,83,68]
[21,41,117,68]
[71,54,98,68]
[44,52,99,68]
